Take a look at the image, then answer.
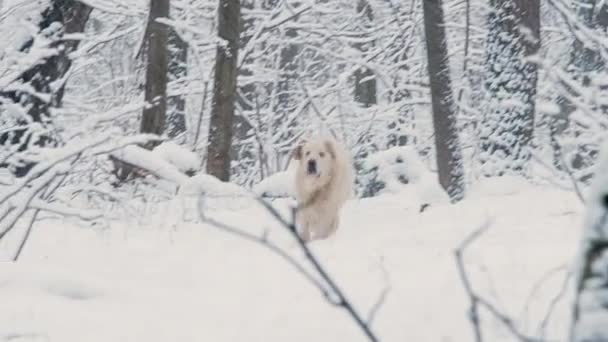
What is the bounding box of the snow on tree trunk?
[555,1,608,177]
[478,0,540,177]
[230,0,255,183]
[422,0,465,202]
[167,29,187,139]
[0,0,92,177]
[141,0,170,140]
[353,0,377,108]
[206,0,240,181]
[276,27,300,117]
[572,141,608,341]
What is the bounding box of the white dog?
[292,136,354,241]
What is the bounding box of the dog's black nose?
[307,160,317,174]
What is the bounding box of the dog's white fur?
[293,135,354,241]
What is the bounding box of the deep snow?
[0,177,583,342]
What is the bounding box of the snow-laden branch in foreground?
[110,145,190,185]
[0,134,162,258]
[29,199,102,221]
[571,140,608,341]
[199,192,382,342]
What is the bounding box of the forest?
[1,0,608,341]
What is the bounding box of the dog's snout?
[307,159,317,174]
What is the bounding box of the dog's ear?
[293,144,303,160]
[324,140,336,159]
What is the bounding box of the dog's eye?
[319,152,325,158]
[305,151,310,156]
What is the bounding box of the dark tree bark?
[230,0,255,181]
[0,0,92,177]
[166,29,188,139]
[112,0,169,182]
[206,0,240,181]
[422,0,465,202]
[353,0,377,108]
[479,0,540,177]
[140,0,170,141]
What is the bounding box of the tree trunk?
[478,0,540,177]
[141,0,170,140]
[353,0,377,108]
[206,0,240,181]
[167,29,187,139]
[0,0,92,177]
[230,0,254,182]
[422,0,465,202]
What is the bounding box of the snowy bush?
[358,146,449,205]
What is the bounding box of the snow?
[0,178,583,341]
[364,146,449,204]
[151,141,201,174]
[111,144,190,185]
[252,160,297,198]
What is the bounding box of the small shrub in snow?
[361,146,427,196]
[358,146,449,205]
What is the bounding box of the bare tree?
[479,0,540,177]
[422,0,465,202]
[0,0,92,177]
[206,0,241,181]
[140,0,170,140]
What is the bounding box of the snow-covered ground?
[0,177,583,342]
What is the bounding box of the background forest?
[2,0,608,341]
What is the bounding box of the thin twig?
[552,136,586,204]
[539,271,572,340]
[367,258,391,326]
[454,219,543,342]
[475,297,543,342]
[254,198,379,342]
[12,209,40,261]
[454,222,490,342]
[521,264,568,324]
[201,216,333,302]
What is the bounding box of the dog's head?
[293,138,337,187]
